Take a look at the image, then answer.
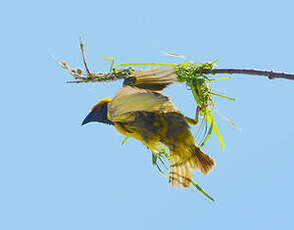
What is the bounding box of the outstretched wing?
[123,67,177,92]
[108,86,178,122]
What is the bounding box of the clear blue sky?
[1,0,294,229]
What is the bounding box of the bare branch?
[204,68,294,80]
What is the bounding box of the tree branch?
[64,67,294,83]
[204,68,294,80]
[59,44,294,82]
[60,41,294,82]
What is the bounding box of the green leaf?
[210,92,235,101]
[101,56,114,60]
[205,109,224,149]
[121,137,129,145]
[200,116,214,148]
[152,152,157,165]
[190,180,215,201]
[191,87,202,105]
[101,56,115,72]
[208,76,232,81]
[213,122,224,149]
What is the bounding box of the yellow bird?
[82,67,215,187]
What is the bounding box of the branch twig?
[80,39,92,75]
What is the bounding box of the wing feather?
[123,67,177,92]
[108,86,177,122]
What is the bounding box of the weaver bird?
[82,67,215,187]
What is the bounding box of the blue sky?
[1,0,294,229]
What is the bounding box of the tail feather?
[169,155,191,187]
[191,145,215,175]
[169,145,215,188]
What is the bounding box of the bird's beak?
[82,111,96,126]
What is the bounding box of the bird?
[82,67,215,187]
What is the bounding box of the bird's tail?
[169,154,191,187]
[190,145,215,175]
[169,145,215,188]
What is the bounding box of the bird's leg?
[195,104,209,122]
[185,116,198,126]
[185,105,208,126]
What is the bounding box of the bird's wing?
[123,67,177,92]
[108,86,178,122]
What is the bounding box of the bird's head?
[82,98,113,126]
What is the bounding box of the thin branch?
[64,67,294,83]
[61,40,294,82]
[205,68,294,80]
